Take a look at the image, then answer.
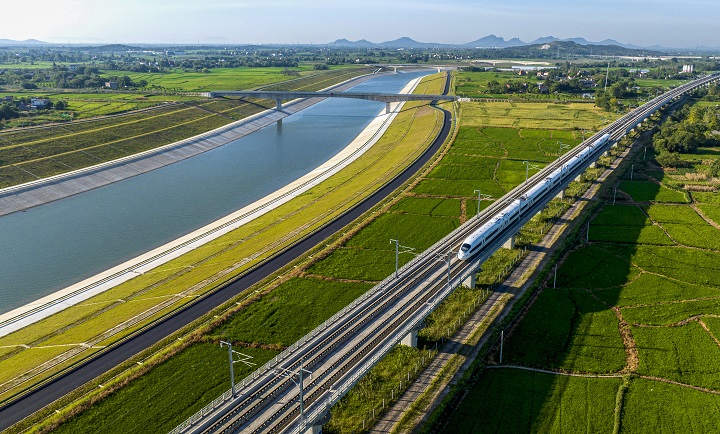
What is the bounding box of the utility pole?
[500,330,504,364]
[220,341,256,398]
[390,239,417,278]
[613,185,618,205]
[557,141,569,157]
[390,239,399,278]
[604,61,610,92]
[275,365,313,420]
[523,161,540,182]
[436,250,454,289]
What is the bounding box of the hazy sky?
[2,0,718,48]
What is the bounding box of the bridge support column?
[463,267,481,288]
[304,411,330,434]
[602,150,609,157]
[503,236,515,249]
[556,189,566,200]
[575,174,583,182]
[401,321,424,348]
[305,424,323,434]
[276,98,282,111]
[590,160,597,169]
[386,102,392,114]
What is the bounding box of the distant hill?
[512,40,660,57]
[0,38,48,46]
[462,34,525,48]
[378,37,447,48]
[330,38,375,48]
[327,35,666,52]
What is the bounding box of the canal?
[0,71,430,314]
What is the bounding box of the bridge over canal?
[203,90,457,113]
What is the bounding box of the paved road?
[0,74,453,431]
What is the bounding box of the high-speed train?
[458,133,611,261]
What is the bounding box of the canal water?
[0,71,430,314]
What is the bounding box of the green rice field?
[439,112,720,433]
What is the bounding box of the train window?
[461,243,471,252]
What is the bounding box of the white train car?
[458,134,610,261]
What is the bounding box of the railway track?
[177,73,720,434]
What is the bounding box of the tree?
[710,159,720,177]
[0,103,19,121]
[655,152,690,168]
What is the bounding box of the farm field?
[438,102,720,433]
[0,67,373,188]
[459,100,612,130]
[106,65,337,92]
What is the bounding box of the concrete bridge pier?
[463,267,481,288]
[276,98,282,111]
[386,102,392,114]
[304,411,331,434]
[590,160,597,169]
[401,321,424,347]
[503,235,515,249]
[556,189,566,200]
[393,67,398,74]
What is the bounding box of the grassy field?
[106,66,320,92]
[439,369,621,434]
[438,102,720,433]
[459,101,613,130]
[3,73,449,432]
